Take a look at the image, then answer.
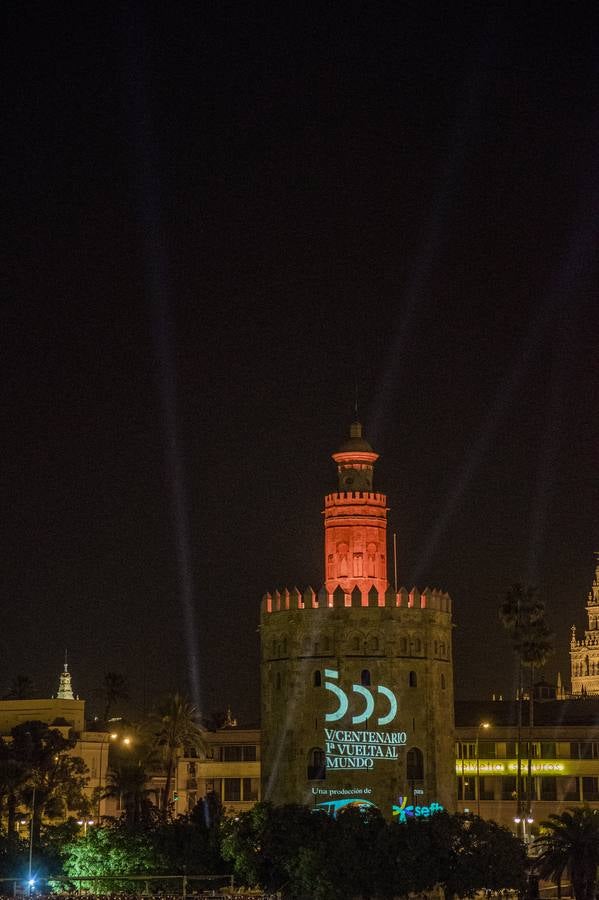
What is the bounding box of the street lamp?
[514,814,534,843]
[77,819,95,837]
[476,721,491,817]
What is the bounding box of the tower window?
[400,637,407,654]
[307,748,326,780]
[409,671,417,688]
[414,638,422,653]
[406,747,424,781]
[361,669,371,686]
[275,672,281,690]
[313,670,321,687]
[352,635,361,651]
[441,673,446,690]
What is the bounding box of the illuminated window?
[409,671,417,688]
[361,669,371,686]
[313,670,322,687]
[307,748,326,780]
[406,747,424,781]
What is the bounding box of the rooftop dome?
[337,421,374,453]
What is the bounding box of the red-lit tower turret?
[324,421,389,600]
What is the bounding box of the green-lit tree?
[149,693,206,816]
[499,584,554,817]
[534,807,599,900]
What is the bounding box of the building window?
[409,671,417,688]
[370,635,379,651]
[221,746,242,762]
[361,669,371,686]
[188,762,196,776]
[480,776,495,800]
[479,741,496,759]
[206,778,222,799]
[400,637,407,654]
[562,777,580,800]
[500,776,517,800]
[583,777,599,801]
[275,672,281,690]
[243,777,259,802]
[352,635,361,651]
[434,641,438,655]
[460,777,475,801]
[307,748,326,780]
[540,777,557,801]
[243,745,257,761]
[441,673,446,690]
[313,670,322,687]
[413,638,421,653]
[406,747,424,781]
[224,778,241,802]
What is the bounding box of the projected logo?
[314,797,378,817]
[392,796,444,822]
[324,669,397,725]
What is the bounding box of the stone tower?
[570,555,599,694]
[260,422,456,819]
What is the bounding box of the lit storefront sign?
[457,760,566,775]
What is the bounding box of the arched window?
[361,669,371,686]
[441,673,446,690]
[400,637,408,654]
[322,636,331,652]
[414,638,422,654]
[313,670,322,687]
[352,635,361,651]
[307,748,326,780]
[282,638,287,655]
[370,635,379,651]
[406,747,424,781]
[409,670,417,688]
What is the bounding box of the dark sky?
[4,3,598,724]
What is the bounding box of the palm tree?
[534,807,599,900]
[150,693,206,816]
[499,584,553,819]
[104,758,155,828]
[3,674,36,700]
[101,672,129,724]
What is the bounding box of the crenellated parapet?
[324,491,387,506]
[261,584,451,615]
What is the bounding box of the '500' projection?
[324,669,397,725]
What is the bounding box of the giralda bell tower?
[260,421,456,818]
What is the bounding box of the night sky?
[4,4,598,724]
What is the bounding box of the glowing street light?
[77,818,95,836]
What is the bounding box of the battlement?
[261,584,451,615]
[324,491,387,506]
